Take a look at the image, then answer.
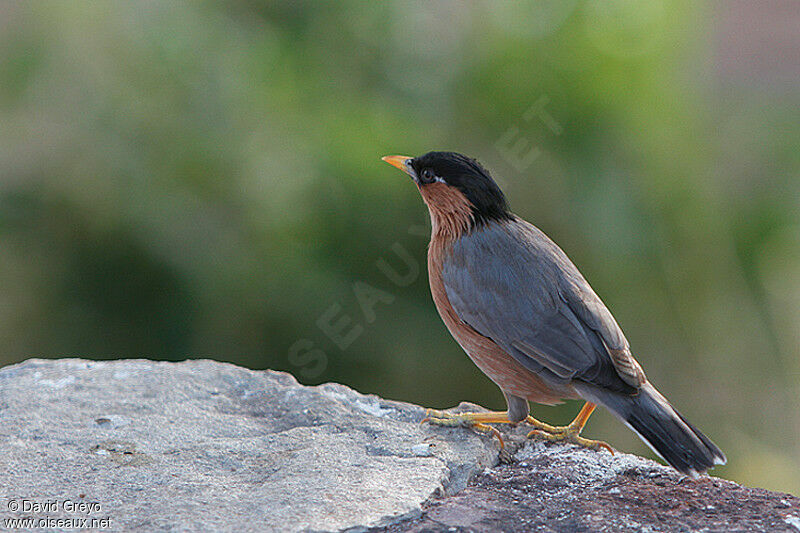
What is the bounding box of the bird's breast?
[427,231,569,404]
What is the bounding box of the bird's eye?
[421,168,436,183]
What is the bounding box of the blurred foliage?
[0,1,798,494]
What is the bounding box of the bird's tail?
[574,382,726,476]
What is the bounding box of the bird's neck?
[420,183,474,241]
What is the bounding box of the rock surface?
[0,359,797,532]
[377,443,800,533]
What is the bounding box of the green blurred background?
[1,1,798,493]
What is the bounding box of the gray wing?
[443,219,645,393]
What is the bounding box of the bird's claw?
[421,410,506,449]
[526,427,614,454]
[498,447,514,464]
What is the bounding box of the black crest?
[409,151,513,226]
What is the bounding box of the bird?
[381,151,726,476]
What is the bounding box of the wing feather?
[442,219,644,394]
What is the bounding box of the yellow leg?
[526,402,614,454]
[421,402,614,454]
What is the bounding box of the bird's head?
[382,151,512,234]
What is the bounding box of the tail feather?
[575,382,726,476]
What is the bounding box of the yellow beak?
[381,155,414,176]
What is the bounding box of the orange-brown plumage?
[422,183,568,404]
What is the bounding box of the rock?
[0,359,497,532]
[0,359,797,532]
[379,442,800,532]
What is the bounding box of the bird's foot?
[525,415,614,454]
[421,409,509,449]
[420,403,614,455]
[523,403,614,454]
